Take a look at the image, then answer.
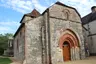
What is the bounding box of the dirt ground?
[10,56,96,64]
[59,56,96,64]
[9,57,21,64]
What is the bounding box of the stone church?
[13,1,88,64]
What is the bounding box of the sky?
[0,0,96,34]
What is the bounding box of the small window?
[62,9,70,20]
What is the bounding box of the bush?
[0,47,4,55]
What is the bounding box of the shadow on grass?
[0,57,12,64]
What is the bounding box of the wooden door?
[63,44,70,61]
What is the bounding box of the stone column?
[71,47,75,61]
[75,46,80,60]
[57,47,63,63]
[80,45,85,59]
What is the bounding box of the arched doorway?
[59,29,79,61]
[63,41,70,61]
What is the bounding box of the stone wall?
[48,4,85,64]
[14,25,25,62]
[88,20,96,54]
[82,26,90,56]
[14,2,86,64]
[25,16,43,64]
[84,20,96,54]
[49,4,81,22]
[22,16,33,23]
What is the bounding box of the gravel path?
[58,56,96,64]
[9,57,21,64]
[10,56,96,64]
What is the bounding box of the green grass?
[0,58,12,64]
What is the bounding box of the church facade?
[13,2,86,64]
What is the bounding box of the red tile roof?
[25,9,40,17]
[20,9,40,23]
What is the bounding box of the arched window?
[62,9,70,20]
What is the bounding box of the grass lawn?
[0,57,12,64]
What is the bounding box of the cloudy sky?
[0,0,96,34]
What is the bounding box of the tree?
[0,33,13,55]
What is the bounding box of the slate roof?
[81,12,96,25]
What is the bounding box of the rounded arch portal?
[59,29,80,61]
[59,29,79,48]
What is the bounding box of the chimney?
[91,6,96,13]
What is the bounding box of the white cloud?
[57,0,96,17]
[45,0,50,4]
[0,21,20,34]
[0,27,11,31]
[0,0,48,13]
[0,0,96,16]
[32,0,47,13]
[0,21,19,26]
[0,0,33,14]
[0,27,13,34]
[0,0,96,34]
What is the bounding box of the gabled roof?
[13,23,25,37]
[81,12,96,25]
[20,9,40,23]
[55,2,81,17]
[14,1,81,37]
[14,9,41,37]
[26,9,40,17]
[42,1,81,18]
